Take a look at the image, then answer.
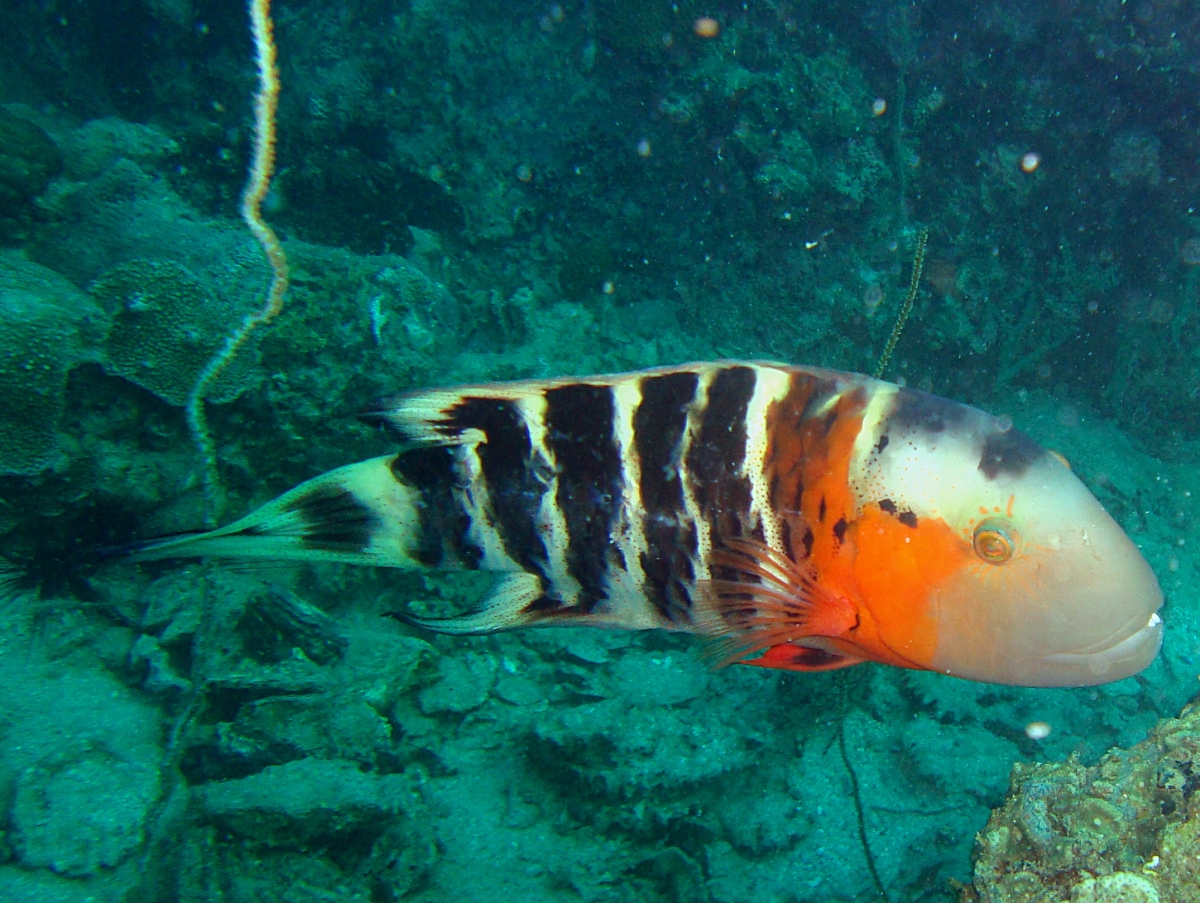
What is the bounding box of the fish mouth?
[1043,610,1164,682]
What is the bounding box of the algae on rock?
[964,696,1200,903]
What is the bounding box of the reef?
[963,695,1200,903]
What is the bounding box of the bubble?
[872,98,887,116]
[636,138,652,158]
[1020,151,1041,172]
[693,17,719,38]
[515,163,533,182]
[1025,721,1051,740]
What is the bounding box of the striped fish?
[131,362,1163,687]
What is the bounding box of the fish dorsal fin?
[391,571,546,635]
[363,384,530,447]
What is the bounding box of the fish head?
[848,386,1162,687]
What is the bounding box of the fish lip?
[1044,609,1164,671]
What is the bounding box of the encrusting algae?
[961,695,1200,903]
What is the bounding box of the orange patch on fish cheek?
[849,505,972,667]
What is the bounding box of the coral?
[737,49,890,209]
[755,131,819,200]
[1072,873,1159,903]
[60,117,179,181]
[92,258,261,406]
[963,696,1200,903]
[0,251,106,474]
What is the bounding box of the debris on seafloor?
[961,695,1200,903]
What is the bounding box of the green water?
[0,1,1197,900]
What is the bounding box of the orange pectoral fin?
[741,642,865,672]
[695,530,859,667]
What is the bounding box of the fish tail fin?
[126,455,425,569]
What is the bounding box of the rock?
[10,743,160,878]
[197,757,411,848]
[494,674,544,706]
[565,634,612,664]
[607,649,709,706]
[417,652,496,714]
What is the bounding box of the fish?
[127,361,1163,687]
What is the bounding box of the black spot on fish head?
[898,510,918,528]
[888,387,968,436]
[878,498,897,514]
[978,428,1045,480]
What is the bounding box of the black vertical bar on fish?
[687,365,756,527]
[390,446,483,568]
[634,369,700,622]
[544,383,623,612]
[446,397,551,580]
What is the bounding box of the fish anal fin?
[742,642,865,673]
[393,572,547,635]
[695,534,858,667]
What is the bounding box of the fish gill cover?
[0,0,1198,901]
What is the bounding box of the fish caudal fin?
[127,456,425,569]
[391,571,548,635]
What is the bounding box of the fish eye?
[973,519,1016,565]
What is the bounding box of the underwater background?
[1,0,1199,900]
